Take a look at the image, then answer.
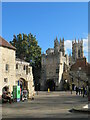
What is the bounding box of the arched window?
[16,64,18,69]
[23,65,26,70]
[78,50,80,57]
[6,64,9,71]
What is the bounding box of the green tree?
[10,33,41,66]
[10,33,41,89]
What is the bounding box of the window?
[26,66,28,75]
[56,69,59,73]
[78,50,80,57]
[6,64,9,71]
[28,68,30,73]
[23,65,26,70]
[16,64,18,69]
[4,78,8,83]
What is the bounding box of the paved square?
[2,91,89,118]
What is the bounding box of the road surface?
[2,91,89,118]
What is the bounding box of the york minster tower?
[72,38,84,62]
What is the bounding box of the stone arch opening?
[19,78,28,91]
[2,86,9,93]
[46,79,55,91]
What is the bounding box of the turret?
[59,38,65,56]
[54,37,59,53]
[75,38,76,43]
[78,39,79,43]
[72,38,84,62]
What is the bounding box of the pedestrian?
[76,86,79,95]
[79,87,81,95]
[22,88,28,101]
[74,85,76,91]
[86,85,88,97]
[83,86,85,98]
[6,92,12,104]
[81,87,83,95]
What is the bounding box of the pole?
[71,77,72,94]
[37,84,38,95]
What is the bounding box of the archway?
[19,78,28,91]
[18,78,28,100]
[47,79,55,91]
[2,86,9,93]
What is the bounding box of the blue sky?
[2,2,88,59]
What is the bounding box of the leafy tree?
[10,33,41,89]
[10,33,41,66]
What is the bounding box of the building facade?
[0,36,16,96]
[15,58,35,98]
[0,36,35,98]
[41,37,69,91]
[63,38,87,90]
[69,57,88,90]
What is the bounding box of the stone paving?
[1,91,89,118]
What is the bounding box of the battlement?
[46,48,54,55]
[72,38,83,45]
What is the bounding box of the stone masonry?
[41,37,69,91]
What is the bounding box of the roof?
[0,36,16,50]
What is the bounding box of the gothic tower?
[54,37,59,53]
[72,38,84,61]
[59,38,65,56]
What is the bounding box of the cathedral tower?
[59,38,65,56]
[54,37,59,53]
[72,38,84,61]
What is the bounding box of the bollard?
[48,88,50,92]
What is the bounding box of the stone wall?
[41,50,69,90]
[0,46,35,98]
[0,46,16,95]
[16,59,35,98]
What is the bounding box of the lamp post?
[37,83,38,95]
[71,76,73,94]
[69,72,73,94]
[77,71,80,88]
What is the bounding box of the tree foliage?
[10,33,41,68]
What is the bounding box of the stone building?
[69,57,88,89]
[0,36,35,98]
[0,36,16,96]
[41,37,69,91]
[62,38,89,90]
[15,58,35,98]
[72,39,84,62]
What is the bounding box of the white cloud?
[83,38,88,52]
[64,40,72,55]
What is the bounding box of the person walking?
[86,85,88,97]
[76,86,78,95]
[81,87,83,96]
[83,85,85,98]
[79,87,81,95]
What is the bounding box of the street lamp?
[69,72,73,94]
[77,71,80,88]
[37,83,38,95]
[71,76,73,94]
